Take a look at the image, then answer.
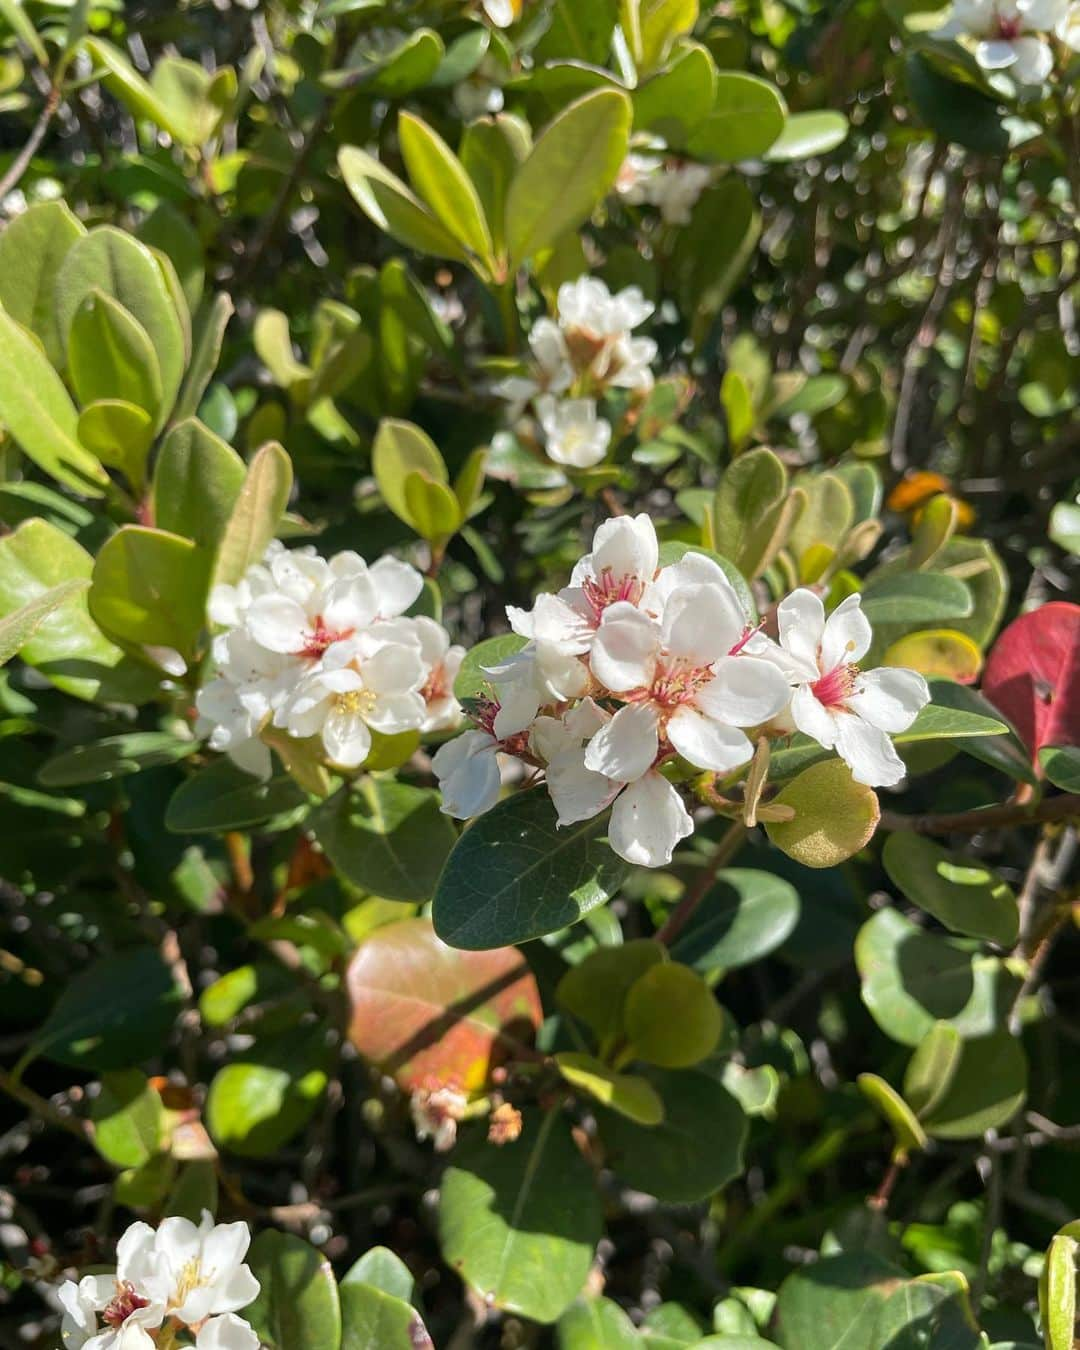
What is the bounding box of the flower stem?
[654,820,747,947]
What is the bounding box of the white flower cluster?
[433,515,930,868]
[616,150,714,226]
[937,0,1080,83]
[59,1214,259,1350]
[496,276,657,469]
[196,541,462,776]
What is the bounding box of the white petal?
[246,594,308,653]
[834,713,906,787]
[369,556,424,617]
[433,731,502,817]
[228,738,272,779]
[115,1221,159,1284]
[608,772,693,867]
[534,642,590,700]
[199,1220,251,1279]
[697,655,791,727]
[322,708,372,767]
[545,750,620,826]
[367,690,426,734]
[583,702,659,782]
[322,575,378,633]
[491,672,541,738]
[777,589,827,672]
[1008,33,1053,79]
[530,593,594,653]
[644,552,728,613]
[411,614,450,665]
[590,602,660,692]
[789,683,838,748]
[975,36,1020,65]
[591,513,659,586]
[667,706,753,773]
[661,583,745,663]
[207,1267,261,1318]
[848,666,929,733]
[363,642,425,694]
[820,594,872,670]
[196,1316,260,1350]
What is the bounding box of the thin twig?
[880,794,1080,836]
[0,1067,90,1142]
[0,86,61,206]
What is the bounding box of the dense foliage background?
[0,1,1078,1348]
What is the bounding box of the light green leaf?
[765,111,849,162]
[341,1283,433,1350]
[902,1021,963,1119]
[174,291,233,421]
[556,1051,665,1126]
[856,1073,927,1154]
[558,1296,640,1349]
[39,732,197,787]
[774,1252,907,1350]
[917,1032,1027,1139]
[90,1070,166,1168]
[0,578,88,667]
[77,400,155,491]
[153,417,246,554]
[211,441,293,589]
[460,114,532,257]
[207,1030,329,1157]
[685,73,785,163]
[398,111,494,268]
[766,759,880,869]
[338,145,470,263]
[89,525,205,658]
[0,199,85,365]
[372,417,449,524]
[557,939,665,1042]
[861,572,973,625]
[67,290,164,423]
[633,41,716,145]
[246,1231,342,1350]
[0,308,108,496]
[506,89,632,266]
[253,308,311,390]
[403,470,462,541]
[624,963,723,1068]
[439,1109,602,1323]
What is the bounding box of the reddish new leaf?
[345,917,542,1093]
[982,601,1080,761]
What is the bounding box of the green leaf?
[0,520,156,703]
[0,578,88,667]
[917,1032,1027,1139]
[341,1247,415,1302]
[338,145,469,263]
[506,89,632,266]
[624,962,722,1068]
[253,308,311,390]
[0,0,46,66]
[712,448,789,580]
[856,1073,927,1154]
[0,199,85,365]
[855,908,1020,1047]
[38,732,197,787]
[324,27,444,96]
[246,1231,342,1350]
[439,1109,602,1323]
[433,787,630,949]
[638,0,699,71]
[67,289,164,423]
[56,225,187,419]
[206,1029,329,1157]
[766,759,880,869]
[774,1252,907,1350]
[174,291,234,421]
[153,417,247,556]
[685,73,785,163]
[597,1068,747,1203]
[721,370,754,451]
[558,1296,640,1349]
[671,178,760,341]
[671,868,800,972]
[166,1160,219,1223]
[765,111,848,161]
[460,115,532,257]
[404,471,462,542]
[372,418,448,525]
[535,0,618,63]
[633,41,716,145]
[557,939,665,1042]
[1041,1233,1078,1350]
[312,780,457,903]
[861,572,973,625]
[28,947,181,1072]
[398,112,494,269]
[89,525,205,659]
[136,201,205,313]
[882,832,1018,946]
[0,308,108,496]
[148,56,235,146]
[211,441,293,589]
[1040,745,1080,792]
[341,1283,433,1350]
[902,1021,963,1119]
[787,473,853,560]
[84,37,205,141]
[165,758,306,833]
[556,1052,665,1125]
[90,1070,166,1168]
[77,400,155,491]
[454,632,528,701]
[906,51,1009,155]
[895,700,1009,745]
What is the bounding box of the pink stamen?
[811,663,858,710]
[298,615,354,661]
[103,1284,150,1329]
[582,568,646,621]
[729,621,765,657]
[995,11,1023,37]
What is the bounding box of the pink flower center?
[729,622,764,656]
[995,10,1023,37]
[298,615,354,661]
[103,1283,150,1329]
[811,663,859,710]
[625,656,713,713]
[422,663,448,706]
[582,568,646,622]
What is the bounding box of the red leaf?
[981,601,1080,762]
[345,917,543,1093]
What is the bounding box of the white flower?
[557,276,654,335]
[139,1214,259,1327]
[937,0,1064,81]
[411,1086,468,1151]
[58,1230,166,1349]
[484,641,590,737]
[275,624,427,768]
[536,394,612,468]
[195,1314,261,1350]
[494,317,573,408]
[413,615,465,732]
[432,728,503,818]
[481,0,515,24]
[767,590,930,787]
[616,153,713,225]
[1056,0,1080,42]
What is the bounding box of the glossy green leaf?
[246,1231,342,1350]
[453,633,528,701]
[1040,745,1080,792]
[341,1283,433,1350]
[632,42,716,144]
[624,963,722,1068]
[774,1252,907,1350]
[339,145,469,263]
[506,89,632,265]
[89,526,204,658]
[211,441,293,589]
[433,787,630,949]
[557,939,665,1042]
[0,578,88,667]
[558,1296,639,1349]
[165,758,306,833]
[685,73,785,163]
[38,732,197,787]
[398,111,494,267]
[597,1068,747,1203]
[0,199,85,365]
[439,1109,602,1323]
[174,291,233,421]
[341,1247,415,1302]
[1041,1233,1078,1350]
[68,289,164,422]
[902,1021,963,1119]
[77,400,155,490]
[672,868,800,972]
[856,1073,927,1153]
[882,832,1018,946]
[861,572,973,625]
[403,470,463,541]
[206,1029,329,1156]
[90,1070,166,1168]
[312,779,456,903]
[0,308,108,496]
[153,417,247,554]
[460,114,531,256]
[765,111,848,161]
[918,1032,1027,1139]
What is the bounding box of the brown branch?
[0,1066,90,1142]
[0,86,61,205]
[880,793,1080,836]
